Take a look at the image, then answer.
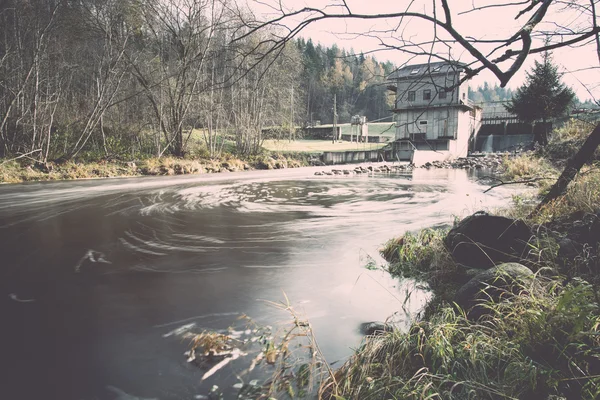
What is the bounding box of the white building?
[388,61,482,164]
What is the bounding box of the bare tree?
[236,0,600,206]
[125,0,227,157]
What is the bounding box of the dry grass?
[500,152,558,193]
[0,159,140,183]
[543,120,599,165]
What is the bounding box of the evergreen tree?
[505,52,575,145]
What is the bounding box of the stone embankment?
[419,153,506,170]
[314,164,413,176]
[313,153,508,176]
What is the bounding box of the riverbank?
[0,151,506,184]
[1,140,516,185]
[323,120,600,399]
[0,152,316,184]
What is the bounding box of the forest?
[0,0,394,163]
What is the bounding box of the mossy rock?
[445,211,532,269]
[454,262,534,319]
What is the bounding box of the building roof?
[388,61,466,81]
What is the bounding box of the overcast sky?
[248,0,597,101]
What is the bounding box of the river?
[0,164,521,400]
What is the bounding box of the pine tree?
[505,52,575,145]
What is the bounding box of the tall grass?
[500,152,558,195]
[325,279,600,399]
[542,120,599,165]
[380,228,465,307]
[329,122,600,400]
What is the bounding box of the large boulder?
[444,211,531,269]
[454,262,534,319]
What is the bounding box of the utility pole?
[290,86,294,142]
[332,94,337,144]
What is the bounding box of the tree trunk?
[540,118,546,146]
[532,122,600,215]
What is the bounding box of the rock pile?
[313,154,508,176]
[420,153,506,170]
[314,164,414,176]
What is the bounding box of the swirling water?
[0,165,522,399]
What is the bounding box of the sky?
[247,0,598,101]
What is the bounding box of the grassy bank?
[324,120,600,399]
[0,151,314,184]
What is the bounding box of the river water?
[0,165,521,400]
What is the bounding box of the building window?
[432,66,442,72]
[408,91,416,101]
[438,90,447,99]
[410,68,420,75]
[418,120,428,126]
[423,89,431,101]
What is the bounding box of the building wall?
[454,110,472,158]
[395,107,460,141]
[394,72,463,109]
[390,64,481,162]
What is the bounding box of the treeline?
[0,1,395,162]
[296,39,395,125]
[469,81,598,111]
[468,83,514,103]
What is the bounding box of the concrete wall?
[478,121,552,136]
[412,149,454,166]
[340,134,388,143]
[321,150,382,164]
[475,134,534,152]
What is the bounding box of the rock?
[550,211,600,248]
[360,321,394,336]
[557,237,583,260]
[454,262,534,319]
[444,211,531,269]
